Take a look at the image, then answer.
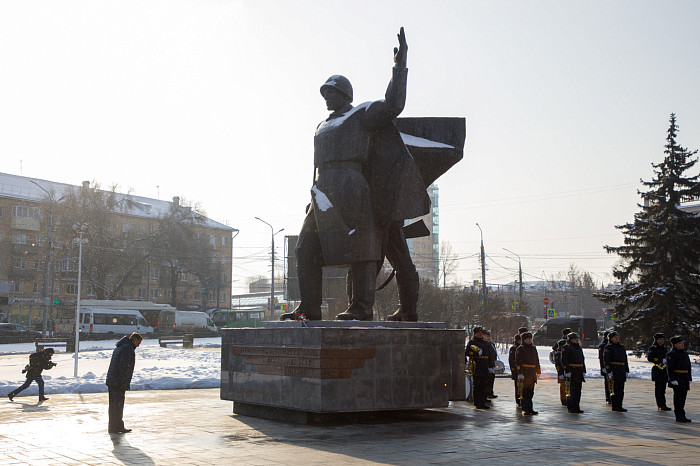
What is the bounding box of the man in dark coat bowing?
[106,332,143,433]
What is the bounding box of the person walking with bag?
[7,348,56,402]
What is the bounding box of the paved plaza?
[1,377,699,465]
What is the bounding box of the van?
[533,317,599,348]
[79,308,154,335]
[158,310,217,334]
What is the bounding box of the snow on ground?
[3,337,700,398]
[0,337,221,398]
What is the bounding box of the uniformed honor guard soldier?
[509,334,522,408]
[666,335,692,423]
[598,330,611,404]
[466,326,491,410]
[484,329,498,399]
[647,333,671,411]
[515,332,541,415]
[552,328,571,406]
[603,331,629,412]
[561,332,586,414]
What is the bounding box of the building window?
[0,206,3,218]
[66,284,78,295]
[12,205,41,220]
[165,289,172,299]
[12,233,28,244]
[151,288,159,299]
[180,273,188,282]
[194,291,201,301]
[152,269,160,280]
[33,282,42,294]
[61,258,77,272]
[220,292,227,303]
[179,290,188,300]
[210,235,216,246]
[87,284,96,296]
[13,258,27,269]
[12,281,23,293]
[221,236,228,246]
[138,288,145,299]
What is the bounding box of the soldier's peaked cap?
[671,335,684,344]
[608,331,619,338]
[522,332,533,340]
[562,328,572,336]
[320,75,353,102]
[518,327,528,334]
[567,332,580,340]
[473,326,484,334]
[654,333,665,340]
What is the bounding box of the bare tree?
[439,241,459,289]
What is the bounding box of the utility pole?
[476,223,486,305]
[503,248,523,312]
[255,217,284,321]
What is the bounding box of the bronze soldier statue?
[282,27,430,321]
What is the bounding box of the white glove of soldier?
[558,374,564,381]
[601,368,607,374]
[565,372,571,378]
[488,368,494,374]
[662,359,667,364]
[517,374,524,380]
[626,372,630,377]
[478,348,483,355]
[671,380,679,386]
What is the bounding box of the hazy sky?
[2,1,699,293]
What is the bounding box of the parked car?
[0,323,42,339]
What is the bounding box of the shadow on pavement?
[110,435,155,465]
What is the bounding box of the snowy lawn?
[0,337,221,397]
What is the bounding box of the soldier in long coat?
[667,335,692,423]
[515,332,541,415]
[647,333,671,411]
[284,28,429,321]
[603,331,629,412]
[561,332,586,414]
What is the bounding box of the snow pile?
[0,337,221,397]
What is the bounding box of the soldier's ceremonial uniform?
[603,331,629,412]
[667,335,692,423]
[466,327,491,409]
[647,333,670,411]
[515,332,541,415]
[509,335,522,407]
[552,328,571,406]
[598,331,610,403]
[561,332,586,414]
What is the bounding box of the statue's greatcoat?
[307,67,430,267]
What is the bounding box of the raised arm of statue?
[363,27,408,127]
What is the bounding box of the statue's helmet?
[320,75,353,102]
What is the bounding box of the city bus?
[212,309,267,328]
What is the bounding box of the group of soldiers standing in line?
[466,326,693,422]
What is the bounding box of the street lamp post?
[503,248,523,310]
[255,217,284,321]
[72,222,88,378]
[30,180,57,338]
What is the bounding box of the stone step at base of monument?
[233,401,458,425]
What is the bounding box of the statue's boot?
[281,254,322,321]
[337,261,375,321]
[386,269,419,322]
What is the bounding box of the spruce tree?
[597,114,700,348]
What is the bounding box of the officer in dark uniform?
[509,334,522,408]
[466,326,491,409]
[647,333,671,411]
[598,330,611,403]
[515,332,541,415]
[561,332,586,414]
[552,328,571,406]
[667,335,692,423]
[603,331,629,412]
[484,329,498,399]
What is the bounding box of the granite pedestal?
[220,321,466,423]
